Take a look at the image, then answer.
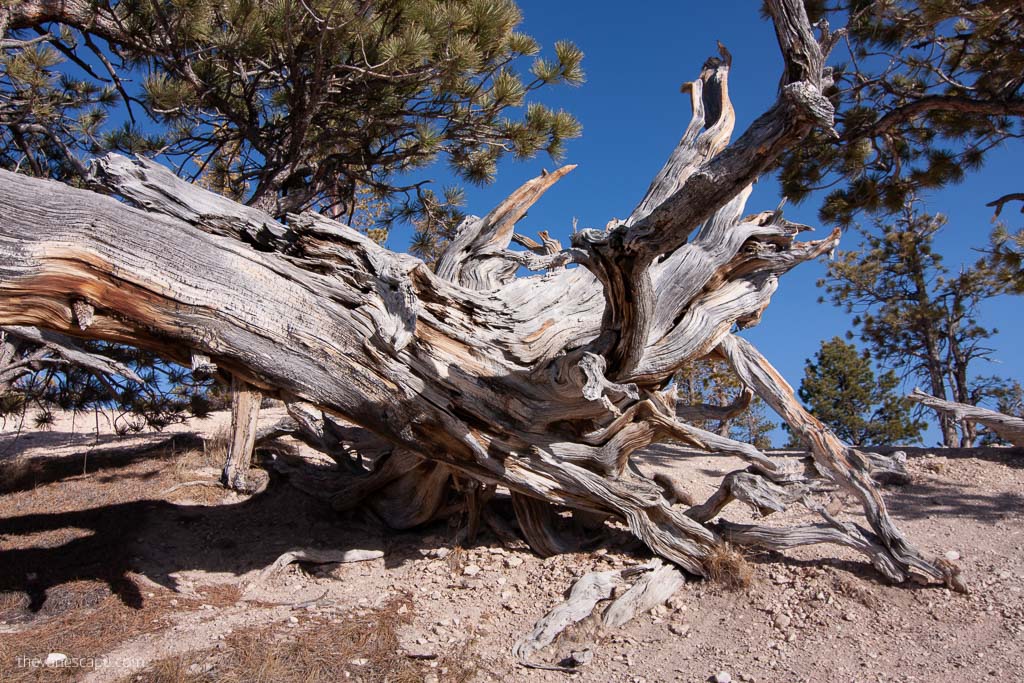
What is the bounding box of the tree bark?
[0,0,957,589]
[0,325,142,392]
[221,375,262,491]
[909,389,1024,448]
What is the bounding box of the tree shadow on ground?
[0,443,538,620]
[884,478,1024,522]
[0,433,203,494]
[0,424,156,455]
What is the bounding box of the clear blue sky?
[386,0,1023,446]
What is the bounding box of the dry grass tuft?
[138,593,483,683]
[172,428,230,483]
[0,584,165,683]
[705,543,753,591]
[445,544,467,576]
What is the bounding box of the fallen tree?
[910,388,1024,448]
[0,0,962,590]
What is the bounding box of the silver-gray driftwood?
[0,0,961,593]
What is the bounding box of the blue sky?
[385,0,1023,445]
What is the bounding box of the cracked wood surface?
[0,0,957,588]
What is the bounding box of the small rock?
[463,564,481,576]
[773,614,791,630]
[667,594,687,610]
[424,674,440,683]
[569,648,594,666]
[714,672,732,683]
[669,622,691,637]
[288,616,299,624]
[44,653,68,667]
[945,550,961,562]
[404,646,437,660]
[843,612,854,622]
[504,556,524,568]
[349,658,368,666]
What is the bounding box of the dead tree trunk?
[0,325,143,392]
[0,0,960,589]
[910,389,1024,447]
[221,375,262,491]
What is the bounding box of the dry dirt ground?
[1,409,1022,683]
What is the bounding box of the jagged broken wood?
[0,325,142,391]
[512,559,685,669]
[0,0,960,592]
[909,388,1024,447]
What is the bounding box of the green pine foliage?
[1,0,584,424]
[987,220,1024,294]
[773,0,1023,227]
[823,200,1012,446]
[2,0,585,257]
[0,338,222,432]
[796,337,924,446]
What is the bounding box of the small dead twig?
[162,479,225,495]
[243,548,384,597]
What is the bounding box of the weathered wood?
[675,386,753,425]
[717,334,960,589]
[0,0,952,590]
[512,567,628,669]
[436,165,576,290]
[0,325,142,390]
[686,469,801,524]
[513,560,686,669]
[910,388,1024,447]
[601,559,686,628]
[221,375,262,491]
[511,493,579,558]
[243,547,384,597]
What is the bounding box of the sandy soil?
[1,409,1022,682]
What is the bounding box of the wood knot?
[71,300,95,330]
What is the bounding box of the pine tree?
[773,0,1024,227]
[675,359,777,449]
[986,216,1024,295]
[3,0,585,251]
[823,200,1011,446]
[1,0,584,421]
[796,337,924,446]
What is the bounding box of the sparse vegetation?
[704,544,754,592]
